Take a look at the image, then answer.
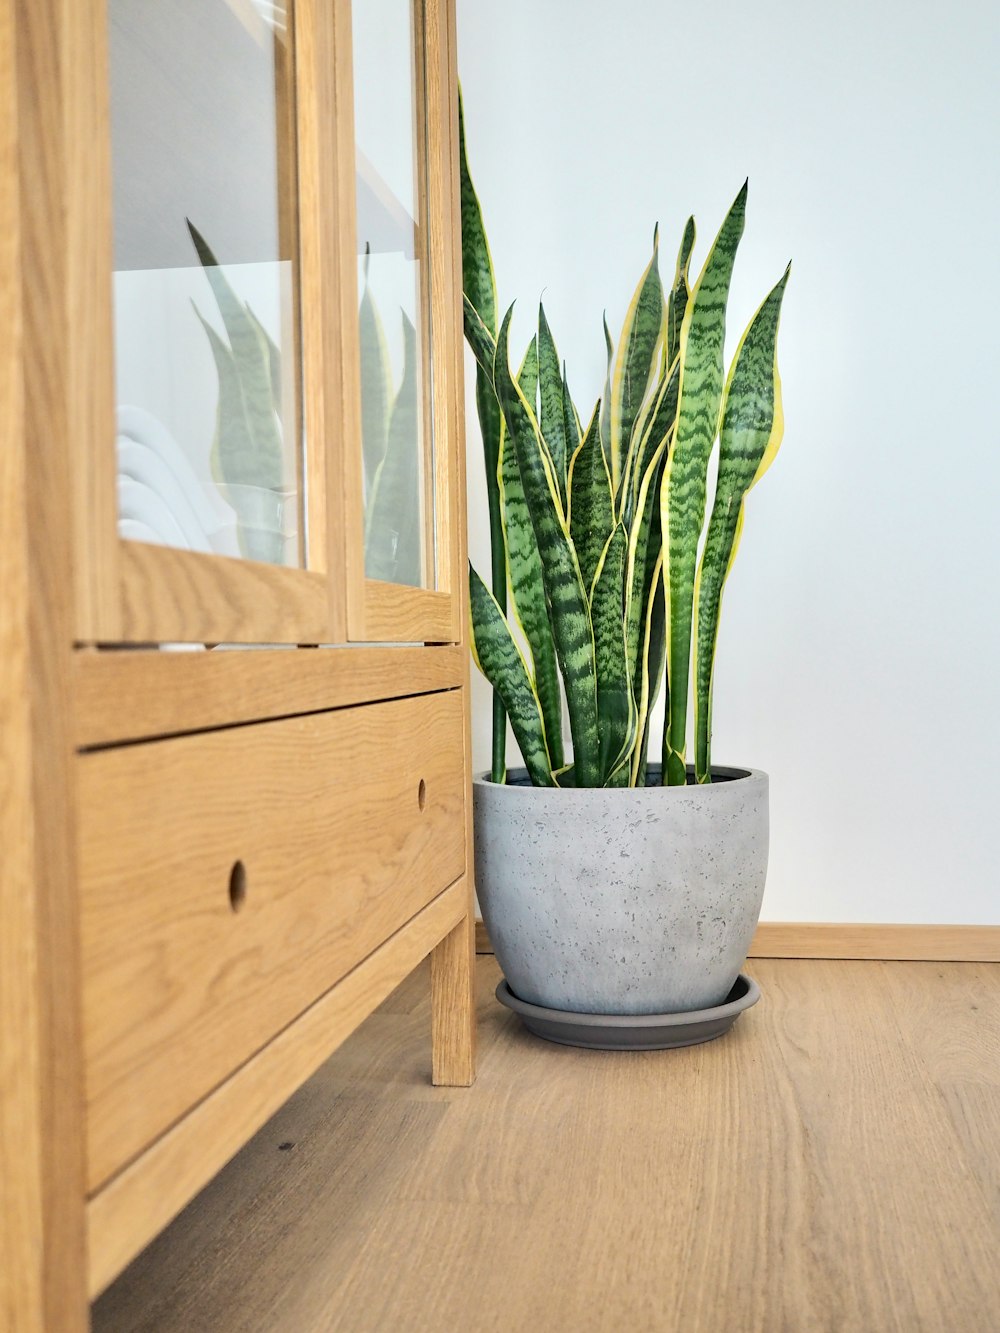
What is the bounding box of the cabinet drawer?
[79,689,466,1192]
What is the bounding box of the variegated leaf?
[500,338,564,770]
[609,228,665,495]
[693,265,789,782]
[568,403,614,601]
[469,564,555,787]
[591,525,635,783]
[661,182,748,786]
[495,307,601,787]
[666,216,696,371]
[538,304,568,504]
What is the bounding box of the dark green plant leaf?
[469,564,555,787]
[694,264,789,782]
[568,403,614,601]
[661,182,748,786]
[495,307,601,786]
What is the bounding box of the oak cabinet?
[0,0,475,1324]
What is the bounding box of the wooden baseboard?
[474,919,1000,963]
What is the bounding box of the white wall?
[457,0,1000,925]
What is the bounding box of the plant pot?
[473,765,768,1017]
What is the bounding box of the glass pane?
[109,0,303,568]
[354,0,436,589]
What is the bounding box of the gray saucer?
[495,972,760,1050]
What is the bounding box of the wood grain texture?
[475,918,1000,961]
[296,0,347,637]
[428,0,476,1089]
[411,0,437,595]
[0,15,45,1326]
[1,1,88,1325]
[74,642,464,748]
[751,921,1000,961]
[80,689,467,1191]
[66,0,119,641]
[94,955,1000,1331]
[87,879,468,1299]
[360,580,455,644]
[431,915,476,1087]
[117,540,333,645]
[424,0,460,619]
[333,0,367,639]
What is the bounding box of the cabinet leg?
[430,911,477,1086]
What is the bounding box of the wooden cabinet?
[0,0,475,1325]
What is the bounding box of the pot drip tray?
[495,973,760,1051]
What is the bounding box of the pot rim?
[474,764,767,795]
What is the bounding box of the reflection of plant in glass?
[188,220,288,562]
[358,246,421,588]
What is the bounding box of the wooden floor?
[95,956,1000,1332]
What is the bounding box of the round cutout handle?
[228,860,248,912]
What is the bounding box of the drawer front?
[79,689,466,1191]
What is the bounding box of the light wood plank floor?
[95,957,1000,1333]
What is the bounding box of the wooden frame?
[2,2,89,1326]
[337,0,462,645]
[2,0,475,1324]
[70,0,350,646]
[68,0,463,649]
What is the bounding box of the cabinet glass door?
[352,0,436,593]
[109,0,303,569]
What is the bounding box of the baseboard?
[474,919,1000,963]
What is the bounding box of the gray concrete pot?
[474,765,769,1016]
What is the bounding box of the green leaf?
[599,314,614,475]
[469,565,555,787]
[518,334,539,418]
[666,216,696,372]
[365,314,420,585]
[567,403,614,600]
[661,182,748,786]
[458,88,497,337]
[537,304,568,504]
[562,363,582,461]
[463,294,498,376]
[591,525,635,783]
[358,249,393,493]
[499,340,564,770]
[458,91,507,782]
[609,227,665,496]
[694,264,790,782]
[631,555,666,788]
[495,306,601,787]
[625,432,669,685]
[621,357,679,529]
[461,296,509,769]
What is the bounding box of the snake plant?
[461,94,790,787]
